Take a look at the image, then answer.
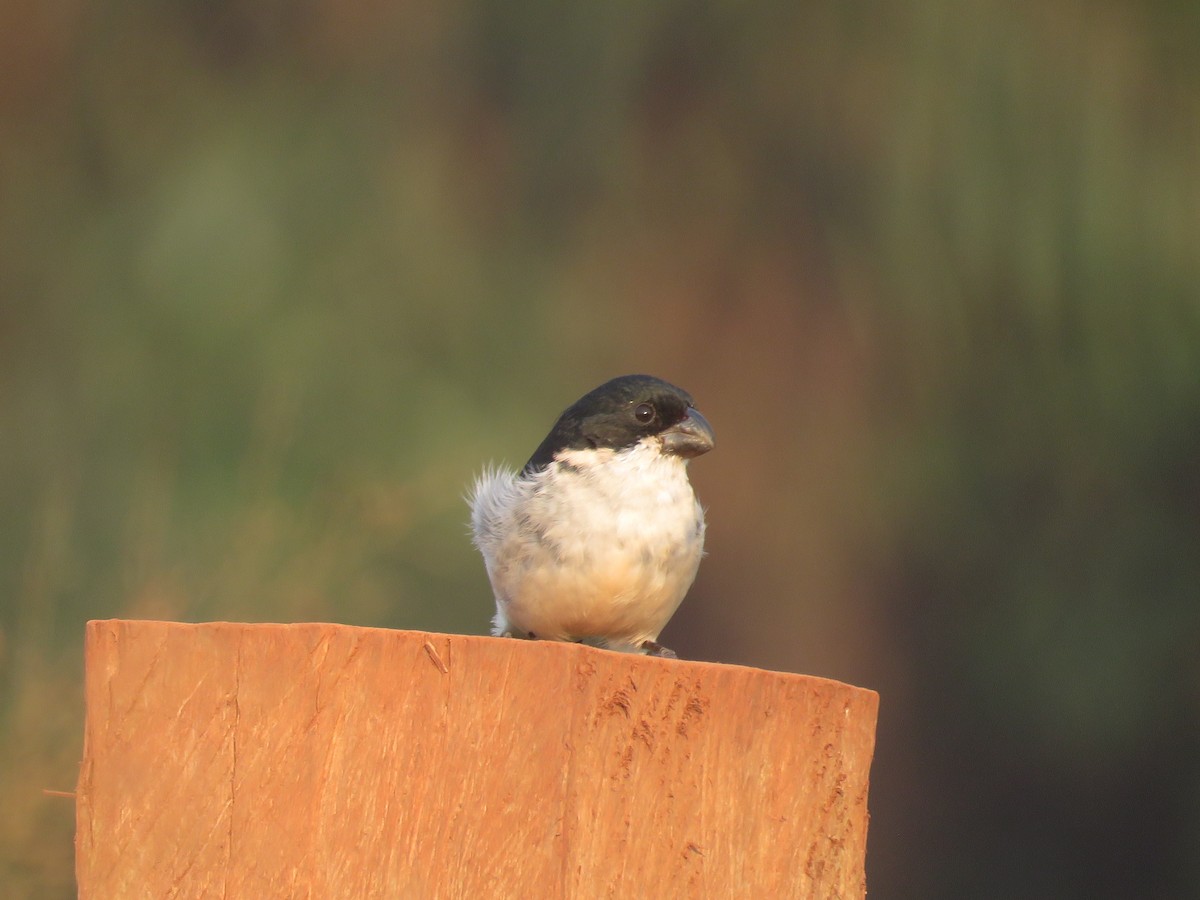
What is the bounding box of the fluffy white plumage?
[469,439,706,653]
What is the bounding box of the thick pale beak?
[661,408,715,458]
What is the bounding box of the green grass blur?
[2,1,1198,896]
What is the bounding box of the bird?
[468,374,714,658]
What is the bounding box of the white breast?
[469,441,706,650]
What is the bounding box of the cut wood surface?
[76,620,878,898]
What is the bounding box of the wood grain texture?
[76,620,878,898]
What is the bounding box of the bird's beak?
[661,408,715,458]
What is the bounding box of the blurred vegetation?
[2,1,1198,896]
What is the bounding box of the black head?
[523,374,715,474]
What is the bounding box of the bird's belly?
[480,448,707,649]
[499,537,702,645]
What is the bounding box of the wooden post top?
[77,619,878,898]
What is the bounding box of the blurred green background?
[2,0,1198,896]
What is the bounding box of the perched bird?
[468,374,714,658]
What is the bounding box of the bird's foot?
[496,629,537,640]
[640,640,678,659]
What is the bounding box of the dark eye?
[634,402,656,424]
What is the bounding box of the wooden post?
[76,620,878,898]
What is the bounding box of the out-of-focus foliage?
[2,1,1197,896]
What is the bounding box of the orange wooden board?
[77,620,878,898]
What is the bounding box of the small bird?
[469,374,714,658]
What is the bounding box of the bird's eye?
[634,402,656,424]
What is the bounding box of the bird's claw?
[640,641,678,659]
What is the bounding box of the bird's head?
[524,374,714,474]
